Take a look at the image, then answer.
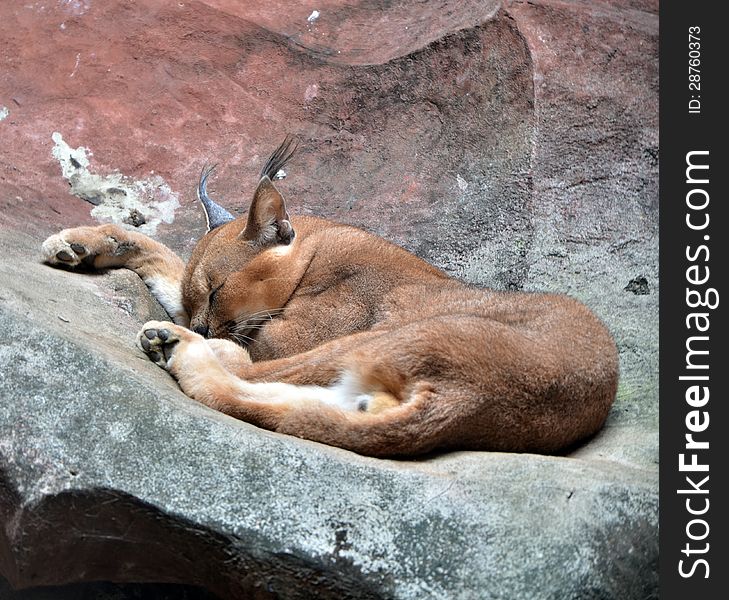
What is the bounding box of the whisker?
[244,308,286,319]
[229,331,255,344]
[226,306,286,344]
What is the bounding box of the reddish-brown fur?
[42,141,618,458]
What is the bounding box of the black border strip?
[659,4,727,597]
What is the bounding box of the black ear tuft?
[261,135,298,181]
[240,138,299,246]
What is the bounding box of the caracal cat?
[42,138,618,457]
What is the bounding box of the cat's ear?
[241,177,294,246]
[197,164,235,232]
[240,136,298,246]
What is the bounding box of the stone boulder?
[0,0,657,598]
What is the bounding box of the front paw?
[206,338,252,372]
[42,231,92,267]
[137,320,200,370]
[138,321,234,406]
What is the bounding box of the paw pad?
[41,234,88,267]
[138,325,178,367]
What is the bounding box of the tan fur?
[42,141,619,458]
[42,225,188,326]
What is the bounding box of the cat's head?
[182,137,300,344]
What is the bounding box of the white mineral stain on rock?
[304,83,319,103]
[69,52,81,77]
[51,132,179,235]
[51,131,90,175]
[60,0,92,16]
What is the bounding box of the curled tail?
[274,388,453,458]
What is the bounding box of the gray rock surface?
[1,227,657,597]
[0,0,657,598]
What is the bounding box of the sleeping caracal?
[42,137,618,457]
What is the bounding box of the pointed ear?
[241,177,295,246]
[197,164,235,231]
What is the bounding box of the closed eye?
[209,282,224,305]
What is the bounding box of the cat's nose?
[193,324,210,338]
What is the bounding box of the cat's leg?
[42,224,188,325]
[136,320,449,457]
[136,308,617,457]
[206,338,253,371]
[137,321,335,430]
